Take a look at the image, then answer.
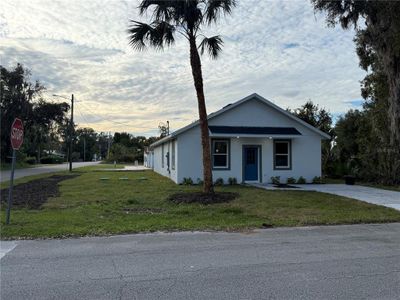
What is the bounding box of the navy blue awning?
[209,126,301,135]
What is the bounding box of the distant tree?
[113,132,132,147]
[128,0,236,194]
[289,101,334,175]
[74,128,98,161]
[0,64,69,162]
[312,0,400,153]
[158,123,169,138]
[97,132,111,159]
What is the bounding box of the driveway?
[253,183,400,211]
[1,223,400,299]
[0,161,100,183]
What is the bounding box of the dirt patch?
[0,174,80,209]
[123,207,165,214]
[168,192,238,205]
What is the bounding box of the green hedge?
[40,155,64,164]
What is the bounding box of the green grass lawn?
[1,166,400,239]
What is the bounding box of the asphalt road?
[1,223,400,299]
[0,161,100,182]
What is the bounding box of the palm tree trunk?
[189,36,214,194]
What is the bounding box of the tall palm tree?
[128,0,236,194]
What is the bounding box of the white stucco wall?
[152,139,178,183]
[152,97,324,184]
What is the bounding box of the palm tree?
[128,0,236,194]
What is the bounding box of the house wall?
[143,152,153,168]
[152,139,178,183]
[175,98,322,184]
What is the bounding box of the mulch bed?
[0,174,80,209]
[168,192,238,205]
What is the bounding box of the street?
[0,161,100,182]
[1,223,400,299]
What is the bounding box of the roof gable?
[151,93,330,147]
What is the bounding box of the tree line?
[0,64,159,165]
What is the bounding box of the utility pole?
[167,121,170,135]
[69,94,74,172]
[107,131,111,159]
[83,137,86,162]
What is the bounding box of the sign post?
[6,118,24,225]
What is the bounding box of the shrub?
[182,177,193,185]
[270,176,280,184]
[40,155,64,164]
[214,178,224,186]
[196,178,204,185]
[297,176,306,184]
[287,177,296,184]
[108,143,141,163]
[25,157,36,165]
[312,176,322,184]
[228,177,238,185]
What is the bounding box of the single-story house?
[146,93,330,184]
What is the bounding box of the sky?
[1,0,366,136]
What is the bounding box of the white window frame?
[212,139,230,170]
[274,140,291,170]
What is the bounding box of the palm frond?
[138,0,177,22]
[127,20,175,51]
[127,21,154,51]
[150,21,176,49]
[199,35,223,59]
[204,0,236,24]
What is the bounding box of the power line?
[77,100,156,129]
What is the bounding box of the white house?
[147,93,330,184]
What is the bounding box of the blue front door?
[244,147,258,181]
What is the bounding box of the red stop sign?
[10,118,24,150]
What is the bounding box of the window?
[274,140,291,169]
[212,139,230,169]
[171,140,176,170]
[161,143,164,168]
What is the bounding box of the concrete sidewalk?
[0,161,100,183]
[252,183,400,211]
[96,165,149,172]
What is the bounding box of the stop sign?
[10,118,24,150]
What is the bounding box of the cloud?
[0,0,366,136]
[283,43,300,49]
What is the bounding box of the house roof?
[150,93,330,148]
[209,126,301,135]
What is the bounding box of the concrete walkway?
[0,161,100,183]
[252,183,400,211]
[96,165,149,172]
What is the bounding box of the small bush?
[287,177,296,184]
[40,155,64,164]
[312,176,322,184]
[297,176,306,184]
[214,178,224,186]
[196,178,204,185]
[182,177,193,185]
[228,177,238,185]
[270,176,280,184]
[25,157,36,165]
